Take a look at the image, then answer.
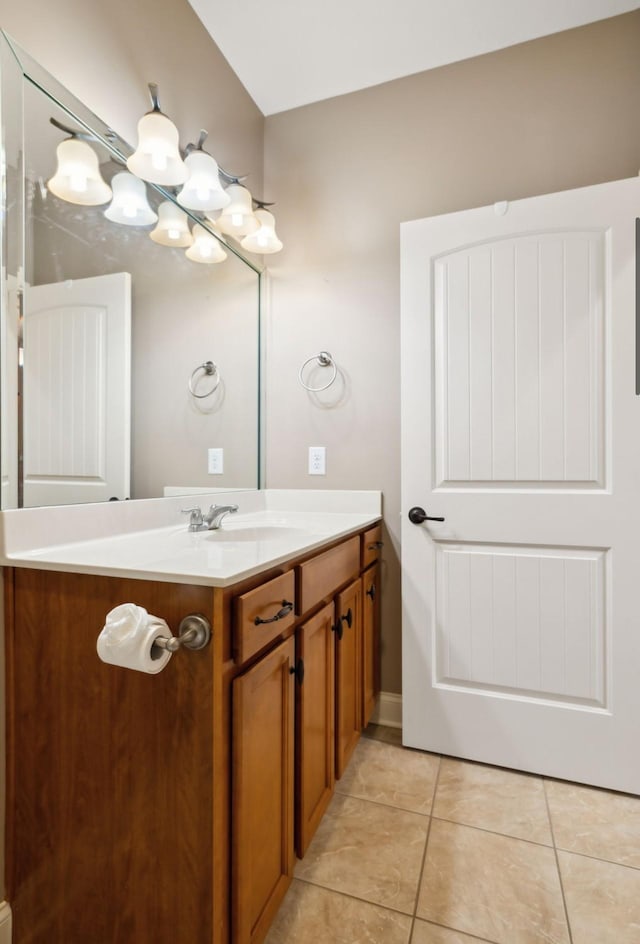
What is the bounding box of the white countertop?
[0,490,382,587]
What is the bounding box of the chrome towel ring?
[298,351,337,392]
[188,360,220,398]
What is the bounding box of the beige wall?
[263,11,640,694]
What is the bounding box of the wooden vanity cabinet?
[335,577,363,779]
[295,601,335,859]
[362,560,381,726]
[232,636,296,944]
[4,520,382,944]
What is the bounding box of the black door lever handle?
[408,506,445,524]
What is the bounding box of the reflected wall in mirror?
[0,31,262,509]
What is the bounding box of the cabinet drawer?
[298,536,360,616]
[234,571,296,663]
[362,524,383,569]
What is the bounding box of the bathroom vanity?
[1,491,382,944]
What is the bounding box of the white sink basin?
[206,524,312,542]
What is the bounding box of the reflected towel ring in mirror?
[188,361,220,398]
[298,351,337,392]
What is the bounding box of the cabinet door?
[362,562,381,726]
[335,578,362,779]
[232,636,295,944]
[296,601,335,858]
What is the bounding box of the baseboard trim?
[0,901,12,944]
[371,691,402,728]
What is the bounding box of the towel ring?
[188,361,220,398]
[298,351,337,392]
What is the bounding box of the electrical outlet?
[208,447,224,474]
[308,446,326,475]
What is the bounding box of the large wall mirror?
[0,31,262,509]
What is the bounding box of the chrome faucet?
[204,503,239,530]
[181,504,239,531]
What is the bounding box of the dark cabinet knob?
[341,608,353,629]
[289,658,305,685]
[366,584,376,601]
[332,620,344,641]
[408,506,445,524]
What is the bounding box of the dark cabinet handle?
[341,608,353,629]
[366,583,376,601]
[289,658,305,685]
[367,541,384,550]
[254,600,294,625]
[332,620,344,640]
[408,506,445,524]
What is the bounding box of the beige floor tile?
[546,779,640,868]
[264,880,412,944]
[417,819,569,944]
[336,737,439,814]
[558,851,640,944]
[294,793,428,914]
[412,919,493,943]
[433,758,552,844]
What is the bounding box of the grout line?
[293,876,416,920]
[411,754,442,922]
[332,788,433,819]
[543,778,575,944]
[429,814,555,850]
[414,918,499,943]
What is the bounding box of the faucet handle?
[181,507,204,530]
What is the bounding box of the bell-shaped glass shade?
[241,209,283,254]
[149,201,193,247]
[177,151,231,212]
[126,110,188,186]
[47,138,112,206]
[186,224,227,264]
[216,184,259,237]
[104,172,158,226]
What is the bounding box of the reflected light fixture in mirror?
[216,183,260,237]
[127,83,188,186]
[186,223,228,264]
[47,137,112,205]
[241,208,283,254]
[150,200,193,246]
[105,172,158,225]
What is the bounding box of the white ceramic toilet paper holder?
[152,613,212,655]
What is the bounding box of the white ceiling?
[188,0,638,115]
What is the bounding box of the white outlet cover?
[208,447,224,474]
[308,446,326,475]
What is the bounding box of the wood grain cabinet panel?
[232,636,295,944]
[234,571,295,663]
[361,524,383,569]
[295,601,335,858]
[5,569,216,944]
[335,577,363,779]
[362,562,381,726]
[297,536,359,615]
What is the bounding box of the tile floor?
[265,725,640,944]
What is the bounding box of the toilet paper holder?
[152,613,212,654]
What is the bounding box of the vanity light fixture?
[241,207,283,254]
[186,223,227,264]
[127,83,188,186]
[177,131,231,212]
[47,137,112,206]
[104,172,158,226]
[215,183,260,237]
[149,200,193,247]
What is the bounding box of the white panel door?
[23,272,131,506]
[401,177,640,794]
